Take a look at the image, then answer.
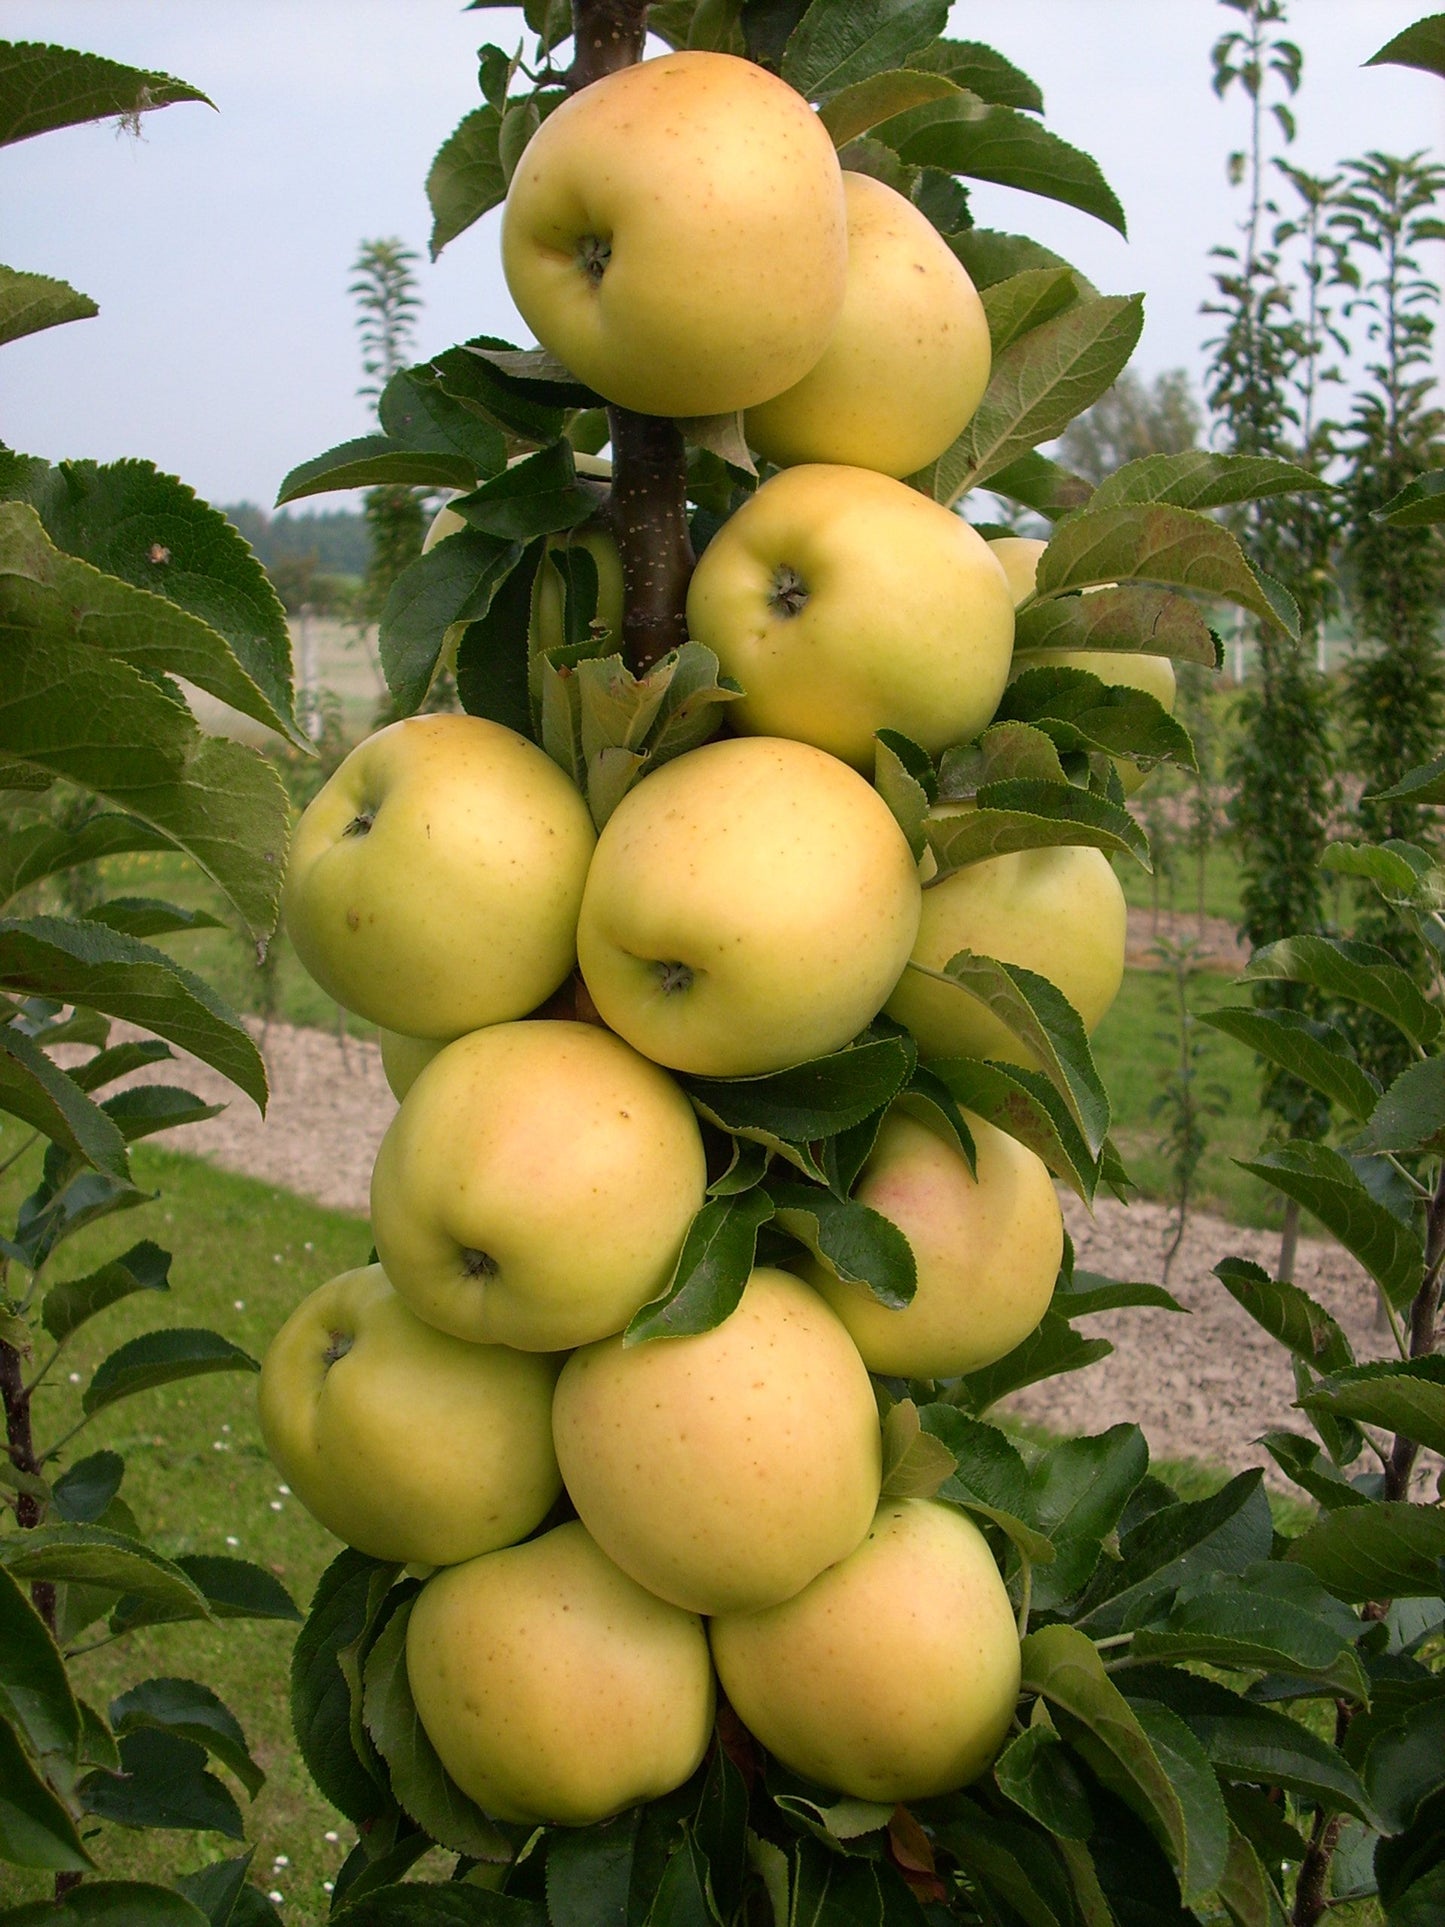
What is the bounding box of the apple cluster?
[258,47,1150,1838]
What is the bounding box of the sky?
[2,1,1442,509]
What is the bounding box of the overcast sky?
[3,1,1442,508]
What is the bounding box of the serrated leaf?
[51,1451,124,1525]
[938,722,1068,796]
[684,1029,915,1145]
[873,94,1125,234]
[624,1188,774,1343]
[880,1398,958,1499]
[955,1310,1111,1412]
[0,1562,82,1785]
[379,525,521,716]
[290,1550,400,1829]
[1365,750,1445,806]
[1087,451,1330,514]
[451,440,596,543]
[993,1724,1094,1839]
[1368,19,1445,79]
[949,227,1093,293]
[1013,582,1219,666]
[771,1180,916,1308]
[1212,1257,1354,1375]
[0,917,265,1110]
[1243,933,1441,1048]
[917,1405,1031,1513]
[999,663,1197,772]
[907,39,1044,113]
[1237,1143,1424,1312]
[929,1054,1100,1200]
[923,781,1151,876]
[81,1725,243,1838]
[913,294,1142,505]
[84,897,223,941]
[1073,1472,1275,1636]
[981,268,1081,355]
[427,104,507,256]
[42,1239,170,1342]
[275,434,478,506]
[0,1710,92,1871]
[1027,1424,1150,1609]
[782,0,950,98]
[1201,1006,1379,1123]
[0,264,97,347]
[1127,1564,1368,1700]
[438,336,579,443]
[678,412,756,472]
[1036,502,1297,637]
[0,1526,211,1618]
[0,42,210,147]
[454,541,539,740]
[819,69,959,147]
[1354,1056,1445,1156]
[0,1022,129,1176]
[1300,1359,1445,1460]
[101,1083,223,1142]
[362,1592,514,1860]
[81,1327,257,1417]
[1260,1431,1370,1512]
[110,1677,263,1799]
[982,448,1095,520]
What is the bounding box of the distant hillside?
[223,503,368,577]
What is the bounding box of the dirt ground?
[108,1009,1417,1493]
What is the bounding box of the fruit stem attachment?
[568,0,647,90]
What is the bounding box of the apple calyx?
[577,234,612,285]
[654,961,695,996]
[769,566,809,618]
[323,1329,354,1368]
[343,810,375,838]
[461,1247,500,1280]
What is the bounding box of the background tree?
[1056,366,1202,484]
[350,239,429,633]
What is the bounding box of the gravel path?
[122,1009,1401,1487]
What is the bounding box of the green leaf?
[981,449,1095,520]
[427,104,506,256]
[546,1810,639,1927]
[917,1405,1031,1513]
[782,0,950,97]
[624,1188,775,1343]
[993,1723,1095,1839]
[0,265,96,347]
[1,459,298,743]
[51,1450,124,1524]
[0,1884,213,1924]
[1236,1143,1424,1313]
[1122,1666,1378,1824]
[0,42,209,146]
[949,227,1092,293]
[0,916,266,1110]
[0,813,177,912]
[923,780,1151,876]
[1364,1697,1445,1834]
[873,94,1125,234]
[1073,1472,1275,1635]
[1212,1257,1354,1375]
[1300,1359,1445,1459]
[110,1678,263,1800]
[433,336,578,445]
[85,897,223,941]
[998,664,1197,771]
[83,1326,258,1417]
[1288,1502,1445,1602]
[873,731,934,861]
[0,1526,210,1619]
[176,1852,278,1927]
[771,1180,916,1307]
[907,39,1044,113]
[955,1310,1111,1413]
[1087,451,1330,514]
[1026,1424,1150,1609]
[100,1084,222,1144]
[0,1708,91,1871]
[1367,18,1445,79]
[1354,1056,1445,1156]
[818,69,959,147]
[377,365,508,474]
[362,1591,514,1861]
[878,1398,958,1500]
[1320,836,1441,904]
[929,1053,1100,1200]
[290,1550,399,1830]
[1126,1564,1369,1700]
[929,1794,1076,1926]
[123,1554,298,1627]
[275,433,479,505]
[1012,582,1220,667]
[379,525,521,717]
[912,294,1143,504]
[1374,467,1445,528]
[81,1725,243,1838]
[331,1889,543,1927]
[908,952,1109,1155]
[1054,1271,1185,1317]
[454,542,539,740]
[0,1023,129,1176]
[981,268,1082,356]
[1242,934,1441,1049]
[1035,502,1297,637]
[1019,1624,1228,1905]
[1200,1006,1379,1123]
[0,1563,82,1785]
[0,530,288,936]
[1260,1431,1370,1512]
[684,1029,915,1146]
[451,441,596,544]
[42,1239,170,1342]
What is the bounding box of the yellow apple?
[257,1265,561,1567]
[283,713,596,1039]
[575,735,922,1076]
[406,1521,714,1826]
[377,1028,445,1103]
[801,1107,1062,1378]
[885,844,1127,1066]
[710,1498,1020,1801]
[501,51,848,417]
[369,1020,707,1351]
[988,535,1177,795]
[686,466,1014,770]
[746,172,991,478]
[552,1268,882,1615]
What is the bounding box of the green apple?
[710,1498,1020,1801]
[575,735,922,1076]
[407,1520,714,1826]
[501,51,848,418]
[746,172,991,478]
[256,1264,561,1567]
[377,1028,445,1103]
[370,1019,708,1351]
[283,713,596,1039]
[686,465,1015,770]
[801,1107,1062,1377]
[989,534,1177,795]
[552,1267,882,1615]
[885,844,1127,1066]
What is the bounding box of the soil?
[113,1013,1416,1493]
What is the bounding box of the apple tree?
[0,38,306,1922]
[260,3,1440,1926]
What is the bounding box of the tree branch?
[569,0,648,91]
